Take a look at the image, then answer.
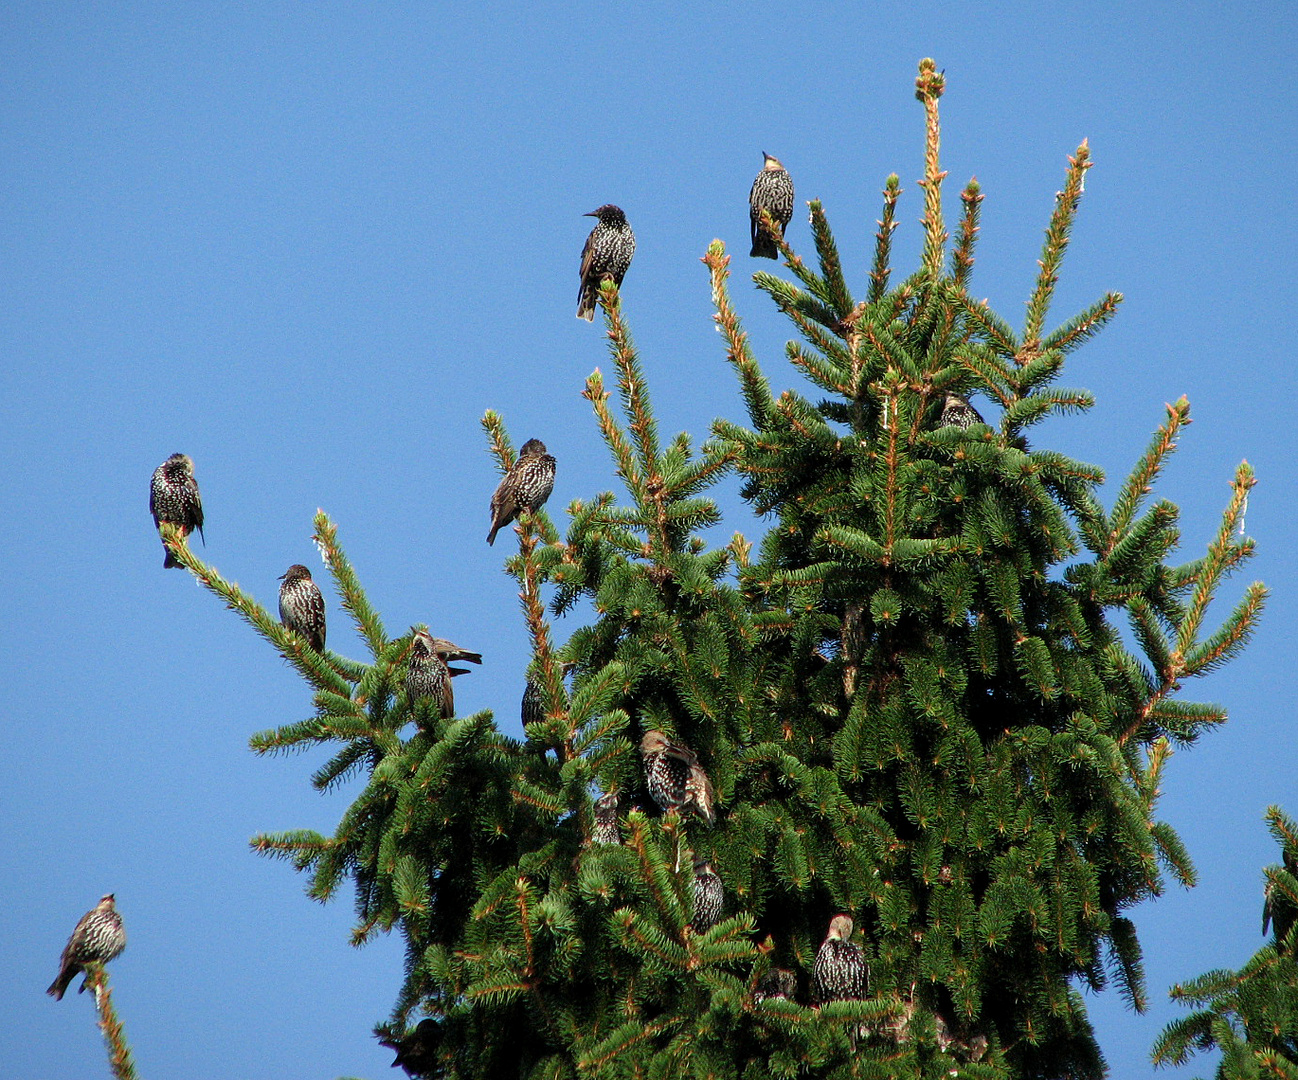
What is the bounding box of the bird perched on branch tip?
[47,894,126,1000]
[279,564,326,652]
[150,453,203,568]
[749,152,794,259]
[576,204,635,320]
[487,439,556,545]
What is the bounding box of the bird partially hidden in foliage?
[753,967,798,1004]
[383,1018,438,1078]
[640,729,716,824]
[278,564,325,653]
[938,392,985,430]
[149,453,203,568]
[749,152,794,259]
[487,439,557,546]
[405,629,482,720]
[1263,847,1298,949]
[813,914,868,1003]
[576,204,635,320]
[591,791,621,846]
[691,858,724,931]
[47,894,126,1001]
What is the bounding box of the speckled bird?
[813,914,867,1003]
[640,729,716,824]
[749,152,794,259]
[691,858,724,931]
[487,439,556,546]
[405,631,451,719]
[47,894,126,1000]
[753,967,797,1003]
[576,204,635,320]
[591,791,621,846]
[278,564,326,653]
[149,453,203,568]
[939,392,985,430]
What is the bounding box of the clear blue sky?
[3,4,1293,1078]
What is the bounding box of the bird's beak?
[584,209,598,217]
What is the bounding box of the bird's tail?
[750,236,778,259]
[46,970,74,1000]
[486,525,499,545]
[576,287,596,321]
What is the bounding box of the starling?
[487,439,557,546]
[813,914,868,1003]
[385,1018,439,1078]
[1263,848,1298,945]
[938,392,985,430]
[149,453,203,568]
[753,967,798,1003]
[691,857,724,931]
[640,729,716,824]
[749,152,794,259]
[278,564,326,653]
[521,677,544,729]
[576,204,635,320]
[405,629,454,720]
[592,791,621,846]
[47,894,126,1000]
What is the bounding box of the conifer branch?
[705,241,775,426]
[952,179,983,293]
[869,175,902,304]
[583,370,642,496]
[1107,399,1190,548]
[312,512,388,664]
[160,523,352,695]
[1022,141,1092,356]
[602,282,661,479]
[915,58,948,280]
[808,201,854,317]
[84,966,139,1080]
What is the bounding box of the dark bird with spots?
[938,392,985,430]
[576,204,635,320]
[640,729,716,824]
[691,858,724,931]
[591,791,621,846]
[487,439,556,545]
[149,453,203,568]
[405,629,481,720]
[813,914,868,1003]
[749,152,794,259]
[47,894,126,1000]
[278,564,326,652]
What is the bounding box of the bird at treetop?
[749,152,794,259]
[47,894,126,1000]
[576,204,635,320]
[938,392,985,430]
[149,453,203,568]
[405,629,480,720]
[278,564,326,653]
[691,858,724,931]
[1263,847,1298,947]
[640,729,716,824]
[487,439,556,545]
[813,914,868,1003]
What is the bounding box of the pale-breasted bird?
[150,453,203,568]
[691,858,724,931]
[279,564,326,652]
[47,894,126,1000]
[576,205,635,320]
[640,729,716,824]
[813,914,868,1003]
[749,152,794,259]
[487,439,556,546]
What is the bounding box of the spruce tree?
[158,60,1264,1079]
[1152,808,1298,1079]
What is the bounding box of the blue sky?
[3,4,1294,1077]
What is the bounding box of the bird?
[404,629,480,720]
[1263,847,1298,947]
[47,894,126,1000]
[149,453,203,568]
[749,152,794,259]
[938,392,985,430]
[576,204,635,320]
[691,858,724,931]
[384,1018,438,1078]
[591,791,621,846]
[278,564,326,653]
[813,914,868,1003]
[640,729,716,824]
[487,439,556,545]
[521,677,544,729]
[753,967,797,1003]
